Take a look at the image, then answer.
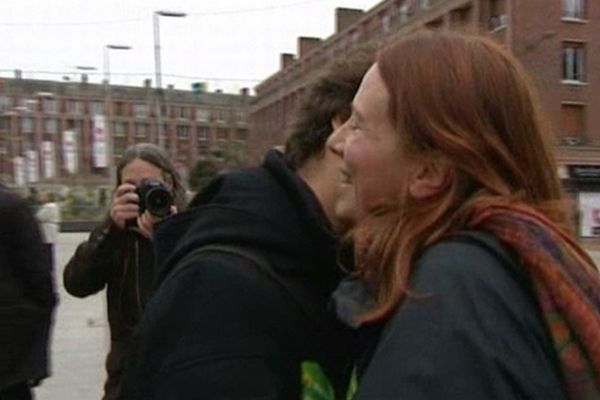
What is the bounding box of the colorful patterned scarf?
[461,201,600,399]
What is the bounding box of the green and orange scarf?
[461,201,600,400]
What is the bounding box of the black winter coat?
[63,218,156,400]
[0,184,56,389]
[120,150,355,399]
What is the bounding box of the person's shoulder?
[413,231,520,289]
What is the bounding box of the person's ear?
[407,158,451,199]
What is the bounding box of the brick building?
[250,0,600,243]
[0,74,251,190]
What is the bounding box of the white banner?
[63,130,78,174]
[13,156,25,186]
[92,114,108,167]
[42,141,55,179]
[579,192,600,237]
[25,150,39,183]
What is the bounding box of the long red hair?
[355,31,570,324]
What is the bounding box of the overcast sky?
[1,0,378,94]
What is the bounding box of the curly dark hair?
[284,42,378,169]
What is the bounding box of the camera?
[126,179,174,227]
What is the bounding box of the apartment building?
[0,74,251,189]
[250,0,600,243]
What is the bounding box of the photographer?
[63,143,185,400]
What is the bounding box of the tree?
[188,159,219,193]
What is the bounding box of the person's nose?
[327,120,349,158]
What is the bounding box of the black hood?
[153,150,343,296]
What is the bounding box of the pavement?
[31,233,600,400]
[34,233,108,400]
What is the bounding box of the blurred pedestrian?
[63,143,185,400]
[36,192,60,271]
[0,184,57,400]
[327,31,600,399]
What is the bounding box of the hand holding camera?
[110,179,176,238]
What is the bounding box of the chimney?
[81,74,88,84]
[14,69,22,79]
[167,84,174,90]
[215,89,223,94]
[144,79,152,88]
[298,37,322,59]
[280,53,295,70]
[335,7,364,33]
[240,87,249,96]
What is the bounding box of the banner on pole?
[25,150,39,183]
[42,141,55,179]
[93,115,108,167]
[63,130,78,174]
[13,156,25,186]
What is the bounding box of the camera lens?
[145,186,173,217]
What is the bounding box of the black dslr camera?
[126,178,174,227]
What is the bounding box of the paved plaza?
[34,233,108,400]
[30,232,600,400]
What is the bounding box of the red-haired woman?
[328,32,600,400]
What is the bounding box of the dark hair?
[116,143,187,211]
[284,42,378,169]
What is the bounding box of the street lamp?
[153,10,186,148]
[104,45,132,84]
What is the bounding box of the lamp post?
[102,45,131,186]
[153,10,186,148]
[104,45,132,84]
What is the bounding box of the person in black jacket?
[326,31,600,399]
[119,45,376,400]
[63,143,186,400]
[0,184,57,400]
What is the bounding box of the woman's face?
[327,64,408,223]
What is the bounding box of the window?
[45,119,58,134]
[135,123,148,138]
[213,109,227,123]
[197,127,209,141]
[398,4,409,23]
[0,117,9,130]
[177,125,190,139]
[217,128,228,142]
[67,99,82,115]
[418,0,430,10]
[113,122,126,137]
[563,43,586,82]
[381,14,391,33]
[21,117,33,133]
[133,104,149,118]
[563,0,585,19]
[235,110,247,123]
[235,129,248,141]
[67,119,83,133]
[91,101,105,116]
[114,101,128,117]
[196,108,209,122]
[560,103,585,144]
[0,96,12,112]
[43,99,58,114]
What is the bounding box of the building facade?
[0,74,251,191]
[250,0,600,244]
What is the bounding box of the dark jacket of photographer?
[119,150,355,400]
[0,184,56,390]
[63,218,156,400]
